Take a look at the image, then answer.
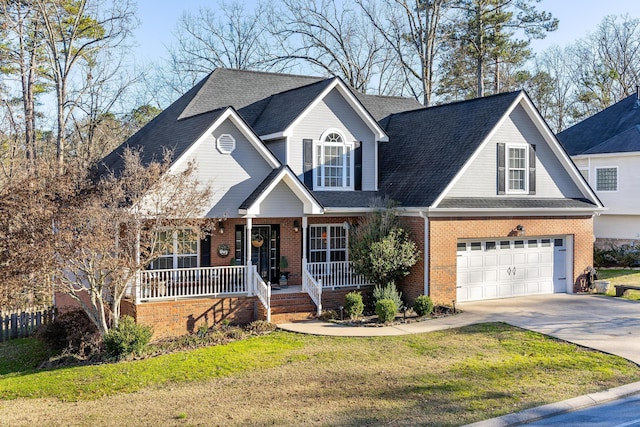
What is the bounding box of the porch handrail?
[253,266,271,322]
[137,266,247,301]
[306,261,368,289]
[302,267,322,315]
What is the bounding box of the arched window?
[314,130,353,189]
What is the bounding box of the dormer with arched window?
[313,129,354,190]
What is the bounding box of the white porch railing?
[137,266,248,302]
[306,261,368,289]
[253,266,271,322]
[302,266,322,316]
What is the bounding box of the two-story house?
[558,91,640,247]
[101,69,602,338]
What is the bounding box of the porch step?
[269,292,317,324]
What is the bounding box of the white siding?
[172,119,273,218]
[288,88,378,190]
[265,138,287,164]
[258,181,304,217]
[595,215,640,240]
[573,153,640,215]
[572,152,640,240]
[447,104,583,199]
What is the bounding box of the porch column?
[302,216,308,269]
[245,217,253,295]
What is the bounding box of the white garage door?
[456,237,568,302]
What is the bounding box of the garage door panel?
[513,253,526,264]
[457,236,568,302]
[484,270,497,282]
[469,255,483,268]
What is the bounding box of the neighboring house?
[557,91,640,247]
[99,69,601,338]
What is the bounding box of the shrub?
[372,283,403,309]
[345,291,365,320]
[413,295,434,317]
[36,309,101,357]
[375,298,397,323]
[103,316,153,360]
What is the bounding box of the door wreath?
[251,233,264,247]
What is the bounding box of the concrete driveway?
[459,294,640,365]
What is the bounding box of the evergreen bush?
[413,295,434,317]
[103,316,153,360]
[345,291,364,320]
[375,298,397,323]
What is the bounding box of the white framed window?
[149,229,199,270]
[507,145,528,193]
[308,225,348,263]
[314,130,353,190]
[596,167,618,191]
[216,133,236,154]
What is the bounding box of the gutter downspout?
[419,211,430,297]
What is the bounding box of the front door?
[235,225,281,283]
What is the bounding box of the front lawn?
[1,323,640,426]
[596,269,640,300]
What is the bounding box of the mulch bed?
[326,305,458,327]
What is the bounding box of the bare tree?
[68,53,141,168]
[34,0,137,169]
[51,150,212,335]
[269,0,393,94]
[358,0,451,105]
[570,14,640,119]
[162,1,274,98]
[529,45,577,132]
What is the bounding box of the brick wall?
[321,286,374,311]
[428,216,594,304]
[213,218,303,285]
[132,297,258,340]
[396,216,426,306]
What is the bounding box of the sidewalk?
[277,310,483,336]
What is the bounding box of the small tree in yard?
[349,200,420,294]
[51,149,212,336]
[0,149,212,336]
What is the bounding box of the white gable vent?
[216,134,236,154]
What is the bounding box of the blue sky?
[133,0,637,63]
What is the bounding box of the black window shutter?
[354,141,362,190]
[497,143,506,195]
[528,144,536,195]
[200,235,211,267]
[303,139,313,189]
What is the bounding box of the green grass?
[2,324,640,426]
[596,269,640,299]
[597,268,640,282]
[0,338,49,375]
[0,332,306,401]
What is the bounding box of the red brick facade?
[56,214,593,338]
[428,215,594,304]
[123,297,257,340]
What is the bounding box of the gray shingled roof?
[378,91,522,207]
[438,197,597,209]
[250,79,336,135]
[179,68,324,121]
[101,78,226,174]
[557,93,640,155]
[311,191,382,208]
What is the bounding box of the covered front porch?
[132,260,369,322]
